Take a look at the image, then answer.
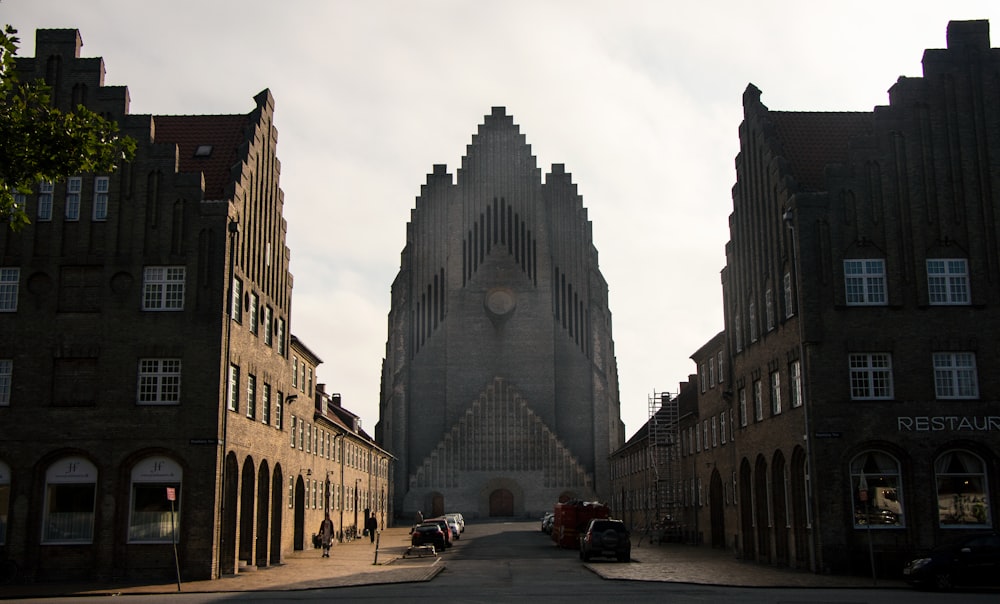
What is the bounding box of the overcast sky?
[6,1,999,439]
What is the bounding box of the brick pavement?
[0,524,907,599]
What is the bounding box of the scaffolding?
[648,391,679,527]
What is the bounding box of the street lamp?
[784,206,818,572]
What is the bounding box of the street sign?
[166,486,176,501]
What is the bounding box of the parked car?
[423,517,455,547]
[902,533,1000,590]
[541,512,554,533]
[579,518,631,562]
[410,522,448,552]
[445,512,465,534]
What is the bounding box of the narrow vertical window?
[770,370,781,415]
[249,292,259,335]
[0,268,20,312]
[227,364,239,412]
[765,288,774,331]
[789,360,803,408]
[231,277,243,322]
[246,374,257,419]
[37,181,54,221]
[0,359,11,406]
[739,388,747,427]
[262,383,272,425]
[92,176,109,221]
[65,177,81,221]
[753,380,763,421]
[263,306,273,346]
[783,271,794,318]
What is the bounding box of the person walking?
[366,512,378,544]
[318,513,334,557]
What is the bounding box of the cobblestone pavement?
[0,525,906,599]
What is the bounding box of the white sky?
[6,1,999,440]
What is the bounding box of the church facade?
[377,108,624,519]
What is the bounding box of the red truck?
[551,500,610,549]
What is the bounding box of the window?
[849,353,894,399]
[711,416,718,447]
[65,176,81,220]
[231,277,243,322]
[292,357,298,388]
[708,358,715,388]
[92,176,109,221]
[42,457,97,543]
[249,292,259,335]
[277,318,286,355]
[765,288,774,331]
[137,359,181,405]
[0,268,19,312]
[734,313,743,352]
[0,359,10,406]
[246,374,257,419]
[783,271,794,318]
[844,259,886,305]
[263,306,273,346]
[739,388,747,427]
[262,383,272,425]
[717,351,724,384]
[227,364,239,412]
[933,352,978,399]
[850,451,903,528]
[719,411,726,445]
[753,380,763,421]
[935,450,991,528]
[789,360,802,408]
[770,370,781,415]
[699,363,707,393]
[927,259,969,305]
[128,456,182,542]
[275,390,284,430]
[307,367,313,396]
[290,415,297,448]
[37,181,53,221]
[749,301,757,343]
[142,266,185,311]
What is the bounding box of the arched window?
[935,450,991,528]
[42,456,97,543]
[128,456,183,542]
[850,450,903,528]
[0,460,10,545]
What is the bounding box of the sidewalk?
[0,525,907,599]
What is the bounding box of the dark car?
[579,518,631,562]
[902,533,1000,590]
[423,517,455,547]
[410,522,448,552]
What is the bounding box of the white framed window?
[753,380,763,421]
[699,363,707,393]
[717,351,724,384]
[137,359,181,405]
[733,313,743,353]
[850,353,894,399]
[65,176,81,221]
[246,374,257,419]
[933,352,978,399]
[844,259,886,305]
[128,456,182,543]
[227,364,239,412]
[708,358,715,388]
[711,416,718,447]
[935,450,991,528]
[142,266,185,311]
[262,382,272,425]
[42,457,97,543]
[783,271,794,318]
[290,415,297,448]
[37,181,53,221]
[927,259,969,305]
[292,357,298,388]
[231,277,243,322]
[850,451,903,528]
[739,388,747,427]
[263,306,273,346]
[249,292,259,335]
[720,411,727,445]
[789,360,803,408]
[275,390,284,430]
[0,359,11,406]
[770,370,781,415]
[0,268,19,312]
[92,176,109,221]
[277,317,286,355]
[765,288,774,331]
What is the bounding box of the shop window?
[42,457,97,543]
[850,450,904,528]
[128,456,182,542]
[935,450,991,528]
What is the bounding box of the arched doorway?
[293,477,306,550]
[270,466,283,564]
[739,458,753,560]
[771,451,788,566]
[220,452,239,575]
[489,488,514,516]
[790,446,809,567]
[255,461,270,568]
[239,457,256,567]
[431,493,444,518]
[709,469,726,549]
[754,455,770,564]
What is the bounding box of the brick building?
[671,20,999,576]
[377,108,624,520]
[0,29,390,582]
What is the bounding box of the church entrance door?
[489,488,514,516]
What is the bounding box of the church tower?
[376,108,624,519]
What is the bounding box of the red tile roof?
[769,111,872,192]
[153,114,249,200]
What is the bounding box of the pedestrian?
[366,512,378,544]
[415,510,424,524]
[318,512,334,557]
